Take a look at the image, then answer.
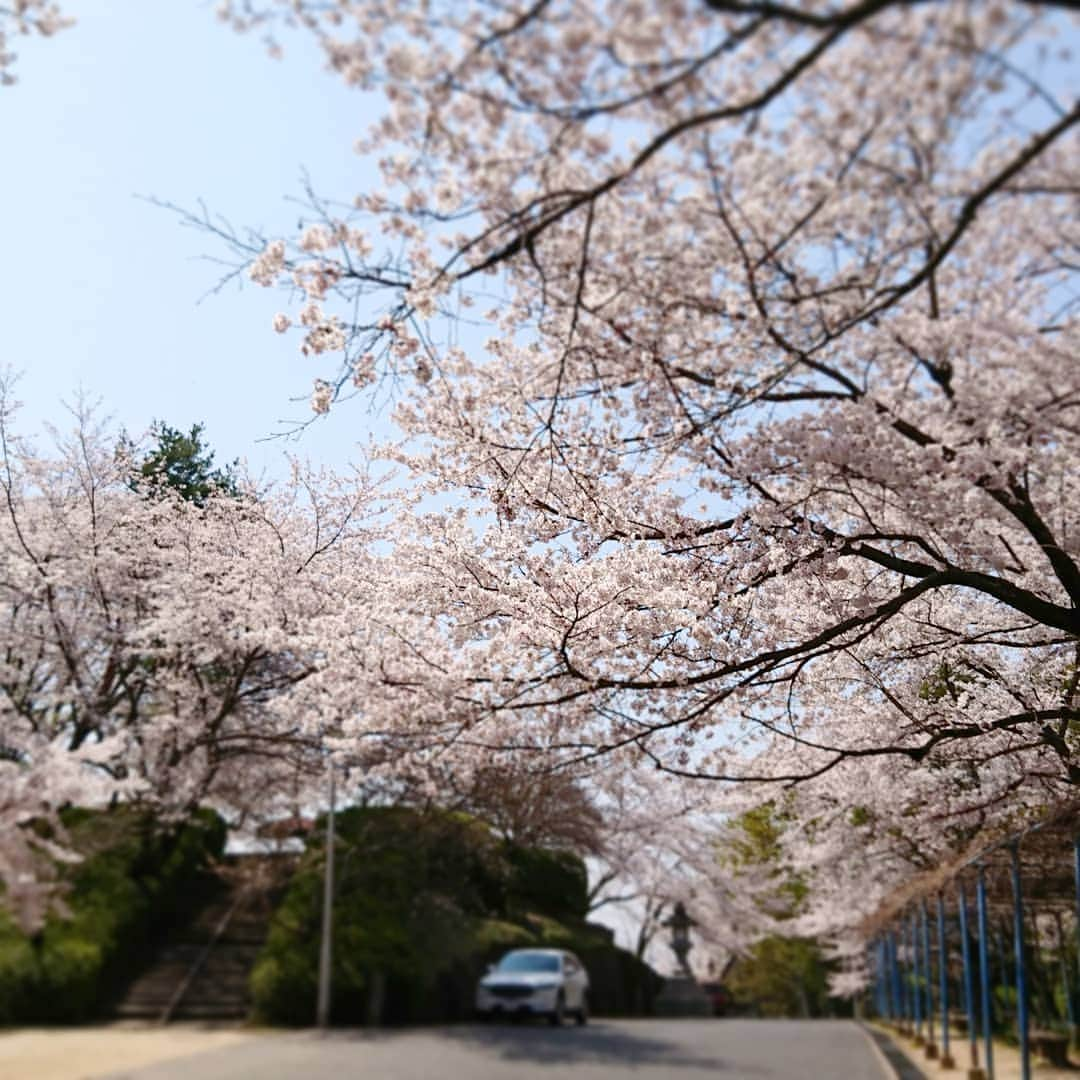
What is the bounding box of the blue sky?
[2,1,386,477]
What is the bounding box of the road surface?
[98,1019,891,1079]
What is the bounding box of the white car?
[475,948,589,1025]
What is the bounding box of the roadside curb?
[859,1021,927,1080]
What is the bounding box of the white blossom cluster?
[0,1,71,85]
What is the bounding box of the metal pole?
[959,882,981,1074]
[883,933,892,1021]
[891,929,905,1031]
[938,893,954,1067]
[923,899,937,1056]
[1059,912,1074,1035]
[898,927,908,1030]
[316,761,336,1029]
[884,937,893,1020]
[977,865,995,1079]
[1011,845,1030,1080]
[877,938,888,1019]
[913,913,924,1043]
[1074,838,1080,1045]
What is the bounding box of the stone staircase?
[114,855,291,1023]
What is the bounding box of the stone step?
[170,1003,249,1021]
[111,858,291,1024]
[187,972,252,989]
[149,946,204,965]
[114,1002,171,1019]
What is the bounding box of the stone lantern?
[654,900,713,1017]
[664,901,697,977]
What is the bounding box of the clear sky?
[2,1,386,477]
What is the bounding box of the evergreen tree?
[122,421,238,506]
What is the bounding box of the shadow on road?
[326,1019,765,1074]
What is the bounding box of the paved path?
[86,1019,889,1080]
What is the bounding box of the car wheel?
[575,995,588,1027]
[549,991,566,1027]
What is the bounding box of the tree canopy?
[4,0,1079,985]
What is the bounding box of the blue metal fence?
[867,820,1080,1079]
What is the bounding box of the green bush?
[0,806,226,1024]
[250,806,657,1025]
[503,845,589,923]
[725,935,839,1018]
[576,942,662,1016]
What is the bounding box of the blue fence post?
[1074,838,1080,1048]
[888,934,898,1023]
[883,936,894,1021]
[876,937,887,1018]
[922,899,938,1058]
[891,929,905,1032]
[977,865,995,1079]
[882,934,891,1021]
[959,882,982,1076]
[874,938,882,1017]
[1060,916,1074,1035]
[904,921,914,1032]
[912,912,924,1044]
[938,892,954,1068]
[1011,845,1030,1080]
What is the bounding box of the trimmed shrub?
[503,845,589,924]
[250,806,657,1025]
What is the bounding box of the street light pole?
[316,760,336,1029]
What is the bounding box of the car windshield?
[495,952,561,974]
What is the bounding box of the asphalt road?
[101,1019,891,1080]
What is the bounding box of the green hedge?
[503,845,588,924]
[250,806,658,1025]
[0,806,226,1024]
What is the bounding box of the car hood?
[480,971,561,988]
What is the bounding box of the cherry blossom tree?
[208,0,1078,794]
[186,1,1080,971]
[0,389,383,928]
[10,0,1079,966]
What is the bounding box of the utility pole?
[316,760,336,1029]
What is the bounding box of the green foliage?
[122,421,239,506]
[503,845,589,923]
[719,807,849,1019]
[917,661,976,703]
[721,802,807,917]
[250,805,656,1025]
[725,936,835,1019]
[0,807,225,1024]
[726,803,785,867]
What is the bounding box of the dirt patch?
[0,1022,265,1080]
